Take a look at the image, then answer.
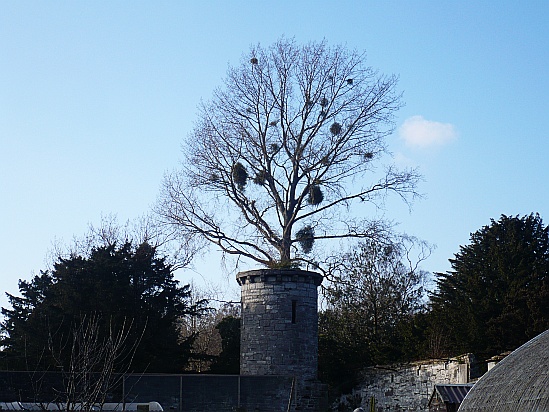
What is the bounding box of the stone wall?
[237,269,323,381]
[336,354,476,411]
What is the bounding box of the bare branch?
[157,38,418,269]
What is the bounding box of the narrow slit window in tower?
[291,300,297,324]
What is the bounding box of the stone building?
[336,354,479,411]
[236,268,326,410]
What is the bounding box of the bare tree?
[48,314,143,411]
[318,236,431,379]
[49,213,198,272]
[324,235,431,320]
[158,38,420,269]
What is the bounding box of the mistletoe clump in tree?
[159,38,420,269]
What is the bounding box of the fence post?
[122,374,126,411]
[237,375,241,409]
[179,375,183,412]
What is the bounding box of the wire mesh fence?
[0,371,295,412]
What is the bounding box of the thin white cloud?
[393,152,417,168]
[399,115,457,148]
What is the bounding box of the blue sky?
[2,2,549,308]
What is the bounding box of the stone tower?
[236,268,323,380]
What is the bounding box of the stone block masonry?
[336,354,476,411]
[237,269,323,381]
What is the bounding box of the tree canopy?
[429,213,549,359]
[158,38,420,269]
[1,242,205,373]
[319,237,429,390]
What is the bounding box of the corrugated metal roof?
[458,329,549,412]
[434,384,474,404]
